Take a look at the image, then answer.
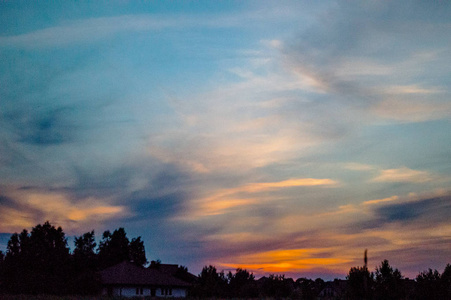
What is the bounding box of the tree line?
[346,259,451,300]
[191,262,450,300]
[192,266,295,298]
[0,221,147,295]
[0,221,450,299]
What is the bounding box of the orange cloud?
[218,248,352,274]
[0,206,36,232]
[176,177,338,220]
[244,178,338,192]
[67,206,125,221]
[197,198,258,217]
[0,189,128,233]
[363,195,399,206]
[372,167,433,183]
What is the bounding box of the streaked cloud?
[373,195,451,224]
[0,15,223,48]
[381,85,443,95]
[146,68,329,173]
[372,167,433,183]
[282,1,451,125]
[1,0,450,280]
[0,4,308,49]
[0,187,129,233]
[203,190,451,278]
[372,98,451,122]
[244,178,338,192]
[178,177,337,220]
[363,196,399,206]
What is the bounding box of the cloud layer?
[1,1,450,279]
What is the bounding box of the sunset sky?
[1,1,450,280]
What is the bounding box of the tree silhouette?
[441,264,451,299]
[97,228,147,269]
[416,268,442,300]
[374,259,405,300]
[194,265,227,297]
[98,228,127,268]
[129,236,147,266]
[296,278,317,300]
[6,232,20,257]
[0,222,151,295]
[228,268,258,298]
[73,231,97,268]
[4,221,449,298]
[346,266,373,299]
[261,274,293,298]
[3,221,71,294]
[71,230,101,295]
[74,231,96,258]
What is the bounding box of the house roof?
[149,261,198,283]
[157,263,179,275]
[100,261,191,287]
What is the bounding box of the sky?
[1,0,450,280]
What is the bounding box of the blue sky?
[1,1,450,279]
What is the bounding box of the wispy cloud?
[0,187,129,233]
[195,189,451,278]
[244,178,338,192]
[381,85,443,95]
[177,177,337,220]
[0,15,165,48]
[372,98,451,122]
[146,64,329,173]
[373,195,451,224]
[1,0,451,279]
[0,6,303,49]
[371,167,433,183]
[363,196,399,206]
[281,1,451,124]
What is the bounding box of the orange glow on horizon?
[217,248,352,274]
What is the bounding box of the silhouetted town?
[0,222,450,299]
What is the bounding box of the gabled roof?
[149,261,198,283]
[156,263,179,275]
[100,261,191,287]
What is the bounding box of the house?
[152,261,179,275]
[150,261,198,284]
[100,261,192,298]
[318,279,347,299]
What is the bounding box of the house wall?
[172,288,187,297]
[120,287,151,297]
[157,287,187,297]
[102,286,187,298]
